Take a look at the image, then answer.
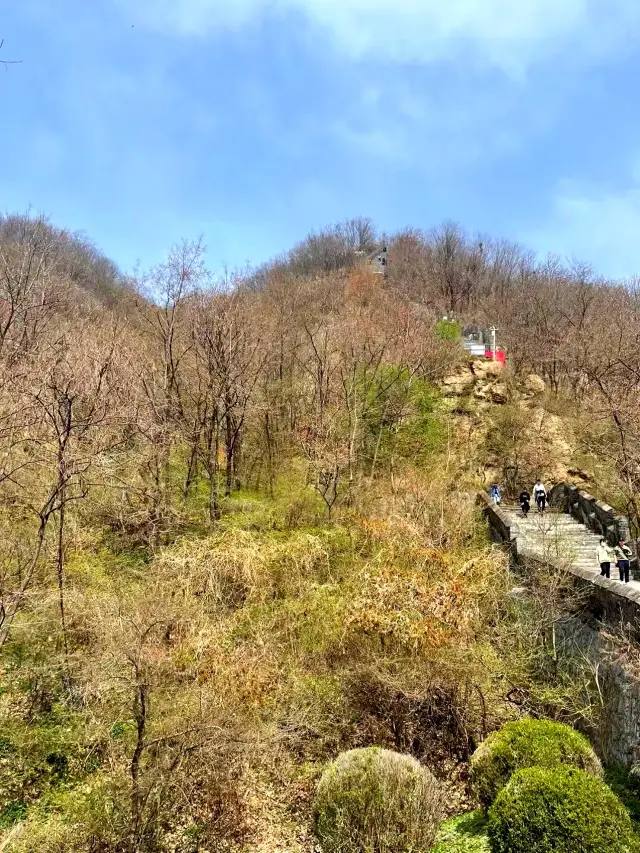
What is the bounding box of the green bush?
[360,368,445,471]
[606,765,640,827]
[313,747,442,853]
[436,320,461,341]
[469,718,601,809]
[487,766,635,853]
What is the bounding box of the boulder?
[473,359,503,379]
[441,371,474,397]
[524,374,546,396]
[485,361,504,378]
[490,383,508,404]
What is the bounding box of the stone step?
[498,506,640,596]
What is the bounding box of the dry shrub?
[55,595,255,852]
[354,455,484,557]
[314,747,442,853]
[2,754,251,853]
[153,527,344,612]
[345,543,507,654]
[153,530,263,611]
[348,665,491,766]
[1,775,130,853]
[394,482,478,550]
[270,531,337,594]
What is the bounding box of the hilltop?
[0,213,137,314]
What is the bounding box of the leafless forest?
[0,213,638,851]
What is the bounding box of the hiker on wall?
[489,484,502,506]
[519,489,531,517]
[615,539,633,583]
[597,538,615,579]
[533,479,547,513]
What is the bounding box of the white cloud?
[527,173,640,279]
[323,69,529,175]
[119,0,640,74]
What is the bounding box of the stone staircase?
[500,504,640,596]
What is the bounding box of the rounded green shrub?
[487,766,635,853]
[313,747,442,853]
[469,718,601,809]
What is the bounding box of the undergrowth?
[0,390,614,852]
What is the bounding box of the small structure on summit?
[462,324,505,365]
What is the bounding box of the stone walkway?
[500,505,640,600]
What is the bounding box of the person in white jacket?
[533,480,547,513]
[596,538,614,578]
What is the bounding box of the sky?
[3,0,640,279]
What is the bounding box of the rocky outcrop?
[524,374,546,396]
[441,371,475,397]
[489,383,508,404]
[472,359,504,380]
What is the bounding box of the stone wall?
[550,482,632,546]
[480,488,640,766]
[477,492,518,553]
[555,617,640,766]
[507,553,640,766]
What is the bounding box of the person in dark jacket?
[615,540,633,583]
[519,489,531,517]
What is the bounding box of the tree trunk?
[184,438,200,496]
[0,516,49,649]
[225,401,233,498]
[56,483,71,690]
[264,411,275,497]
[130,675,148,852]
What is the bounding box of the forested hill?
[0,213,136,312]
[0,213,639,853]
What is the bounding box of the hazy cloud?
[526,170,640,279]
[119,0,640,74]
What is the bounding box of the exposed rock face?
[528,408,575,482]
[474,380,508,404]
[524,374,546,396]
[441,371,475,397]
[441,358,507,399]
[567,467,591,484]
[472,359,503,380]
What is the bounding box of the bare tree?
[133,239,207,539]
[193,288,265,501]
[0,324,124,660]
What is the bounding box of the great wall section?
[480,484,640,767]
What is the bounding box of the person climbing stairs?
[499,504,640,593]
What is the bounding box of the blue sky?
[3,0,640,278]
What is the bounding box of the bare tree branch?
[0,40,21,70]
